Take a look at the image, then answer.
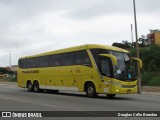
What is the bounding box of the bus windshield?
[109,51,136,81]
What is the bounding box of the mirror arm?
[132,57,142,68]
[99,54,117,66]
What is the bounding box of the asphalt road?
[0,82,160,119]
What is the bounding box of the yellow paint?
[132,57,142,68]
[99,54,117,65]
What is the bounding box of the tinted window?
[19,59,25,68]
[19,50,91,68]
[26,58,32,68]
[49,54,60,66]
[101,59,111,77]
[30,57,39,68]
[90,49,109,70]
[61,53,73,66]
[74,50,91,66]
[39,56,49,67]
[19,56,47,68]
[90,49,101,70]
[90,49,113,77]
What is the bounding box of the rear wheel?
[33,81,40,92]
[27,82,33,92]
[106,94,116,98]
[86,83,97,97]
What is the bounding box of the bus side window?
[39,56,49,67]
[83,57,90,65]
[61,53,73,66]
[101,59,111,77]
[19,59,23,68]
[74,50,91,66]
[49,54,60,67]
[31,57,39,68]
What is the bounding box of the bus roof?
[19,44,128,59]
[87,44,128,53]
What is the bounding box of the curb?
[142,86,160,95]
[142,91,160,96]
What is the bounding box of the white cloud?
[0,0,159,66]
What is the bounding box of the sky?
[0,0,160,67]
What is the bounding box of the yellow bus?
[17,44,142,97]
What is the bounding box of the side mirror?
[132,57,142,68]
[99,54,117,66]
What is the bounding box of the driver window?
[101,59,111,77]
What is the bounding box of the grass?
[141,71,160,86]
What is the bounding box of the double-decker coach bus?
[17,44,142,97]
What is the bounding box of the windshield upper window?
[109,51,136,81]
[109,51,125,71]
[90,49,136,81]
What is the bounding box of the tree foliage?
[112,40,132,49]
[0,68,8,74]
[138,35,148,47]
[130,44,160,86]
[130,44,160,71]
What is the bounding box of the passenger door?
[100,57,112,94]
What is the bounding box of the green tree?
[130,44,160,86]
[138,35,148,47]
[0,68,8,74]
[112,40,132,49]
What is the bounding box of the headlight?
[112,81,122,87]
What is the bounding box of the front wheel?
[86,83,97,97]
[106,94,116,98]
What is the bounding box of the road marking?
[0,96,57,108]
[41,104,58,108]
[0,86,20,89]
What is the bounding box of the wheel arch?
[84,80,97,92]
[33,80,39,84]
[26,80,32,87]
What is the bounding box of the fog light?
[118,84,122,87]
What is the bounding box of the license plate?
[127,89,131,93]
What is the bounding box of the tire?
[106,94,116,98]
[86,83,97,97]
[27,82,33,92]
[33,81,40,92]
